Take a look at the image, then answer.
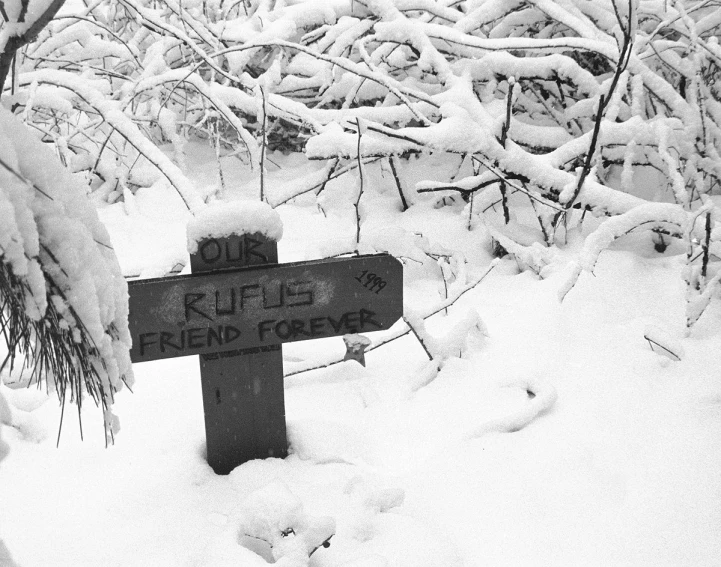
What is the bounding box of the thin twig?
[388,156,408,211]
[644,336,682,361]
[259,85,268,202]
[499,78,515,223]
[354,118,364,252]
[403,316,434,361]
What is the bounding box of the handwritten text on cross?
[129,255,403,363]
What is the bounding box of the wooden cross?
[127,231,403,474]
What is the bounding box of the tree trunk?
[0,0,67,96]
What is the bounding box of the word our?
[196,234,270,266]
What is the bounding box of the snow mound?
[187,200,283,253]
[237,480,335,565]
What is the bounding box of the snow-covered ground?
[2,148,721,566]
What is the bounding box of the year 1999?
[355,270,386,294]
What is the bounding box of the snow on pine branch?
[0,106,133,441]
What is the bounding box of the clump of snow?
[287,416,371,464]
[187,200,283,253]
[581,203,688,272]
[404,305,486,361]
[485,218,555,276]
[465,376,558,439]
[360,226,433,265]
[343,477,405,543]
[0,382,47,444]
[347,480,405,515]
[237,480,335,565]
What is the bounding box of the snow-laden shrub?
[0,105,133,441]
[3,0,721,324]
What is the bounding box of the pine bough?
[0,106,133,443]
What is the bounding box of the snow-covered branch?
[2,0,720,328]
[0,105,132,441]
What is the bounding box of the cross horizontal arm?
[128,254,403,362]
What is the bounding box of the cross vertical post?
[190,233,287,474]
